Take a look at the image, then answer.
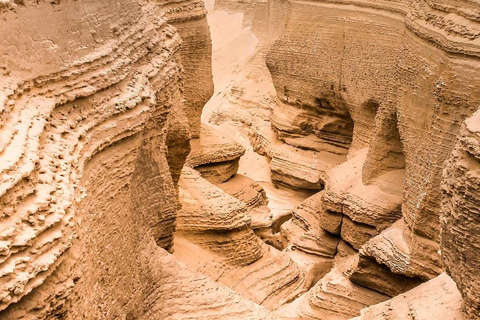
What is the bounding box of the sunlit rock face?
[266,0,480,318]
[1,0,480,318]
[0,0,272,319]
[441,110,480,320]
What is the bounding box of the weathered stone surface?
[350,255,424,297]
[276,257,388,319]
[177,167,251,231]
[3,0,480,317]
[271,99,354,155]
[271,143,345,190]
[266,0,480,284]
[361,219,442,280]
[0,0,273,318]
[186,125,246,183]
[441,110,480,319]
[353,273,465,320]
[163,0,214,138]
[218,174,273,229]
[0,1,188,316]
[175,168,305,310]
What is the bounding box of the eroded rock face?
[441,110,480,319]
[162,0,214,138]
[264,0,480,317]
[175,167,305,310]
[2,0,480,318]
[0,0,271,318]
[353,273,465,320]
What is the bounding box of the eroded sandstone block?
[270,143,345,190]
[176,167,305,310]
[186,125,246,183]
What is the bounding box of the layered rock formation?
[264,0,480,317]
[0,0,272,318]
[441,110,480,319]
[162,0,214,138]
[2,0,480,318]
[175,167,305,310]
[186,125,246,183]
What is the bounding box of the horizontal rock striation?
[162,0,214,138]
[175,167,305,310]
[270,143,345,190]
[441,110,480,319]
[186,125,246,184]
[0,0,273,318]
[266,0,480,316]
[353,273,465,320]
[0,1,187,316]
[217,174,273,230]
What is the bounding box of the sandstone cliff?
[1,0,480,318]
[0,0,270,318]
[264,0,480,317]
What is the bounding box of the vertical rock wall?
[162,0,214,138]
[267,0,480,277]
[441,110,480,319]
[267,0,480,317]
[0,0,271,319]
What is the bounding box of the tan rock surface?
[2,0,480,318]
[441,109,480,319]
[353,273,465,320]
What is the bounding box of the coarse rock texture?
[281,191,340,258]
[271,93,354,155]
[0,0,274,318]
[186,125,246,183]
[2,0,480,317]
[319,149,404,249]
[162,0,214,138]
[349,254,424,297]
[441,109,480,319]
[0,0,185,315]
[271,143,345,190]
[217,174,273,230]
[266,0,480,309]
[276,255,388,319]
[175,167,305,310]
[353,273,465,320]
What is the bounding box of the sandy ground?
[201,0,313,221]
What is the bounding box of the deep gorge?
[0,0,479,319]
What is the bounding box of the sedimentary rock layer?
[186,125,246,183]
[266,0,480,288]
[441,110,480,319]
[163,0,214,138]
[353,273,465,320]
[176,167,305,310]
[0,0,270,318]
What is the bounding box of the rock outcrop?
[353,273,465,320]
[186,125,246,184]
[264,0,480,317]
[163,0,214,138]
[441,110,480,319]
[175,167,305,310]
[0,0,270,318]
[2,0,480,318]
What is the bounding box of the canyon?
[0,0,479,319]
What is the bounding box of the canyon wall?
[266,0,480,318]
[1,0,479,318]
[0,0,271,319]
